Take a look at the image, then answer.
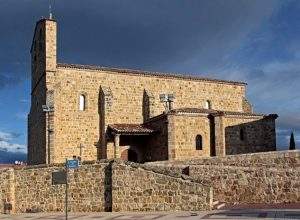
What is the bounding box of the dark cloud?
[0,149,26,163]
[54,0,282,72]
[0,131,21,142]
[277,113,300,131]
[0,131,25,154]
[0,0,282,89]
[276,128,300,149]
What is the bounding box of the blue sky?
[0,0,299,162]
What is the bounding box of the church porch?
[107,124,156,163]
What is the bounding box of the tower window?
[240,128,245,141]
[205,100,212,109]
[79,94,86,111]
[195,135,203,150]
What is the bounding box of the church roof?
[108,124,155,135]
[57,63,247,86]
[168,108,278,118]
[169,108,218,114]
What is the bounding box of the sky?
[0,0,299,162]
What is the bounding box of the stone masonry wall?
[171,114,211,160]
[13,162,107,213]
[149,150,300,168]
[112,161,212,211]
[0,168,14,214]
[28,19,57,165]
[147,150,300,205]
[0,161,213,214]
[144,115,169,161]
[51,66,247,163]
[189,165,300,204]
[224,115,276,155]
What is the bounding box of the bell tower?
[30,18,57,90]
[28,17,57,165]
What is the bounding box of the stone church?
[28,18,278,165]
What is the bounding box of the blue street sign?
[66,159,79,169]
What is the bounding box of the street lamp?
[42,104,54,164]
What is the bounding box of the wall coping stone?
[146,150,300,165]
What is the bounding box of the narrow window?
[240,128,245,141]
[205,100,212,109]
[79,94,86,111]
[196,135,203,150]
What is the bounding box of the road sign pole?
[65,158,68,220]
[64,158,79,220]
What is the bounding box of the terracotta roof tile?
[168,108,276,118]
[169,108,218,114]
[57,63,247,86]
[108,124,155,134]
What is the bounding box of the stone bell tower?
[28,18,57,165]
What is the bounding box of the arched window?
[205,100,212,109]
[240,128,245,141]
[79,94,86,111]
[196,135,203,150]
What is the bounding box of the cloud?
[0,0,283,90]
[0,149,26,163]
[0,131,21,142]
[0,141,26,153]
[0,131,26,153]
[208,56,300,149]
[15,112,28,120]
[20,99,29,103]
[0,0,298,152]
[276,128,300,149]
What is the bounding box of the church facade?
[28,18,278,165]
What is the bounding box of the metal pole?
[47,111,50,164]
[65,158,68,220]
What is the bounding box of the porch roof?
[108,124,155,135]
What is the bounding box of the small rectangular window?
[79,94,86,111]
[196,135,203,150]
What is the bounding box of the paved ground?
[1,209,300,220]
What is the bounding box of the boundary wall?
[146,150,300,205]
[0,161,212,214]
[148,150,300,168]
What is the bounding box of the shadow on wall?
[104,161,113,212]
[225,118,276,155]
[119,136,147,163]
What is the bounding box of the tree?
[289,132,296,150]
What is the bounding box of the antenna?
[159,93,175,112]
[49,1,53,19]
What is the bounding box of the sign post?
[65,159,68,220]
[65,159,79,220]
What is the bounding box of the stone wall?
[50,64,247,163]
[150,150,300,169]
[189,165,300,204]
[0,161,213,214]
[28,19,57,165]
[0,162,108,214]
[112,161,212,211]
[0,168,14,213]
[147,150,300,205]
[144,115,169,161]
[224,115,276,155]
[27,19,278,165]
[171,114,212,160]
